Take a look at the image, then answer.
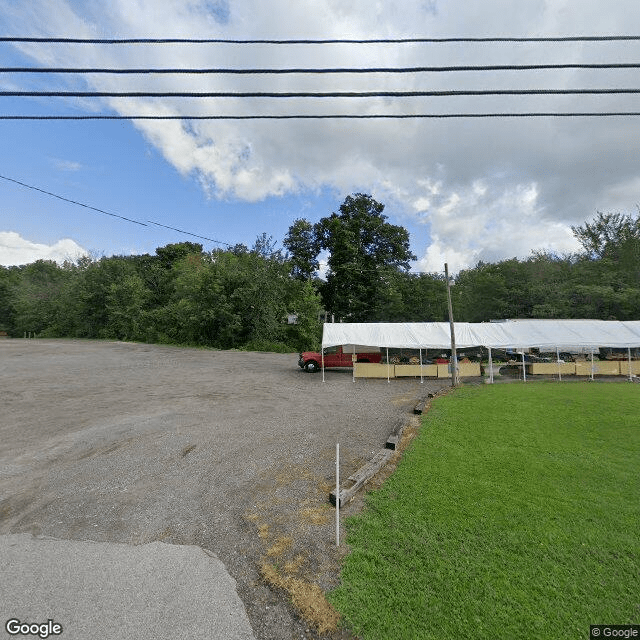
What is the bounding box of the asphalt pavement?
[0,534,256,640]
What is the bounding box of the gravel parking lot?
[0,340,449,639]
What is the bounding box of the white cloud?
[0,231,88,266]
[414,182,582,273]
[3,0,640,270]
[51,158,83,172]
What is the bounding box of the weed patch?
[260,563,340,636]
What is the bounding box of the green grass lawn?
[328,382,640,640]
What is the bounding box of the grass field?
[328,382,640,640]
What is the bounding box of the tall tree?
[571,210,640,261]
[283,218,319,280]
[572,210,640,302]
[315,194,415,321]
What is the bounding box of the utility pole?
[445,263,459,387]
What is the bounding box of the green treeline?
[0,196,638,350]
[0,239,323,352]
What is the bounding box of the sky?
[1,1,640,274]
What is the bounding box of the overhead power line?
[3,36,640,120]
[4,88,640,98]
[3,112,640,120]
[0,174,147,226]
[4,63,640,74]
[0,173,231,246]
[144,220,230,246]
[2,36,640,44]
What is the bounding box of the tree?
[571,210,640,261]
[0,265,19,333]
[251,232,282,260]
[572,210,640,302]
[163,252,240,346]
[283,218,319,280]
[315,194,415,321]
[285,278,323,350]
[155,242,203,269]
[454,261,511,322]
[10,260,72,336]
[104,273,150,341]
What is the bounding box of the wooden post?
[444,263,458,387]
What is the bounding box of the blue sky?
[0,115,343,258]
[2,0,640,272]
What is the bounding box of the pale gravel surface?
[0,339,451,639]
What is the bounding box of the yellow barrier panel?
[437,363,481,378]
[619,361,640,375]
[459,363,481,377]
[394,364,438,377]
[353,363,392,378]
[437,363,451,378]
[575,361,621,376]
[528,363,576,375]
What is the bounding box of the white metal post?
[386,347,390,383]
[557,346,562,381]
[321,347,325,383]
[352,345,356,383]
[419,348,424,384]
[628,347,633,382]
[336,442,340,547]
[590,350,595,381]
[488,347,493,384]
[521,351,527,382]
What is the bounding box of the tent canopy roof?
[322,320,640,350]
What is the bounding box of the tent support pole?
[322,348,325,383]
[420,348,424,384]
[522,351,526,382]
[352,345,356,383]
[386,347,390,383]
[557,346,562,382]
[628,347,633,382]
[590,350,595,381]
[488,347,493,384]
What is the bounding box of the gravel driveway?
[0,340,449,639]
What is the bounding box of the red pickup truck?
[298,346,382,373]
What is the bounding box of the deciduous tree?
[315,193,415,321]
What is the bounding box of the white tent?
[322,320,640,383]
[322,320,640,351]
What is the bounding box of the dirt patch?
[0,339,452,639]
